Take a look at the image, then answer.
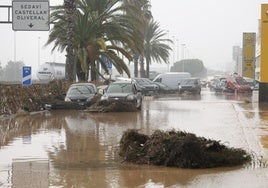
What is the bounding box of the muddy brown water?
[0,89,268,187]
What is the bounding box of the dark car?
[153,82,175,94]
[100,81,143,110]
[64,83,98,106]
[179,78,201,94]
[131,78,159,96]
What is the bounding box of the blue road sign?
[22,66,32,86]
[101,55,112,68]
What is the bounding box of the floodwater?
[0,88,268,187]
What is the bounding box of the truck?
[36,62,65,83]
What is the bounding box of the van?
[152,72,191,90]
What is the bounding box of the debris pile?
[88,100,138,112]
[119,129,251,168]
[0,81,71,115]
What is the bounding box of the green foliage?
[170,59,207,77]
[0,61,24,82]
[48,0,141,81]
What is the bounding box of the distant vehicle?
[244,77,259,90]
[37,62,65,83]
[179,78,202,94]
[153,72,191,91]
[214,77,228,92]
[131,77,159,96]
[149,71,160,80]
[208,77,224,91]
[65,83,98,106]
[153,82,174,94]
[226,73,252,93]
[100,81,142,110]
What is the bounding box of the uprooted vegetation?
[88,100,138,112]
[119,129,251,168]
[0,81,139,116]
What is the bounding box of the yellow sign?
[242,33,256,79]
[261,4,268,82]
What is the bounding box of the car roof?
[70,83,96,86]
[111,80,133,84]
[183,77,199,80]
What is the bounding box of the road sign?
[101,55,112,68]
[242,33,256,79]
[22,66,32,86]
[12,0,49,31]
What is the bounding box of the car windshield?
[68,85,94,95]
[134,78,153,86]
[236,77,248,85]
[181,79,196,85]
[107,83,133,93]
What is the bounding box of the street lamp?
[172,36,175,65]
[38,37,41,67]
[176,39,179,61]
[181,44,186,71]
[14,31,16,62]
[165,30,170,71]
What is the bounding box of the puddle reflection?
[0,90,268,187]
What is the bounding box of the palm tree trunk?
[140,56,145,78]
[146,55,150,78]
[90,61,97,81]
[134,53,139,77]
[64,0,76,82]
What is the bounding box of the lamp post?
[181,44,186,71]
[14,31,16,62]
[165,30,170,72]
[176,39,179,61]
[38,37,41,67]
[172,36,175,66]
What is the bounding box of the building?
[232,45,242,75]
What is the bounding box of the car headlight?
[101,95,108,101]
[65,97,71,102]
[86,97,93,102]
[126,95,135,101]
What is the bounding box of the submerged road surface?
[0,88,268,187]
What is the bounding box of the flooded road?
[0,89,268,187]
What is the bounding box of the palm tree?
[64,0,76,82]
[122,0,152,77]
[144,20,172,78]
[48,0,138,81]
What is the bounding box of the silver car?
[65,83,98,106]
[100,81,142,110]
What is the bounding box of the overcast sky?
[0,0,267,75]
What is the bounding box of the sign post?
[259,4,268,102]
[22,66,32,86]
[12,0,49,31]
[242,33,256,79]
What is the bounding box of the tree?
[0,62,3,81]
[48,0,137,81]
[3,61,24,82]
[64,0,76,82]
[122,0,152,77]
[144,20,172,78]
[170,59,207,77]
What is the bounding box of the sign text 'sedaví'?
[12,0,49,31]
